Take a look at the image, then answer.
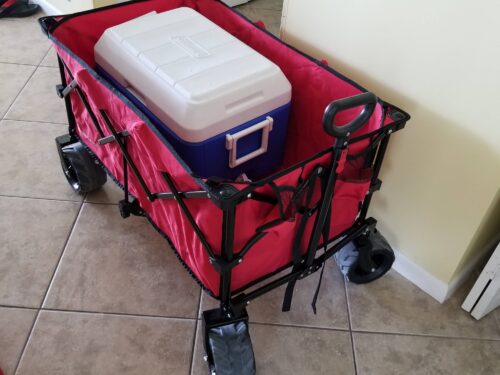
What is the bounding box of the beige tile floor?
[0,2,499,375]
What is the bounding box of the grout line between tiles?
[0,118,69,126]
[13,197,85,375]
[249,320,350,334]
[1,66,37,122]
[0,305,37,312]
[83,200,119,206]
[35,44,51,67]
[39,306,200,322]
[350,328,500,342]
[0,61,39,67]
[189,288,203,375]
[41,198,87,309]
[38,47,53,68]
[0,194,83,203]
[343,275,359,375]
[249,318,351,332]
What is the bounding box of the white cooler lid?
[95,7,291,143]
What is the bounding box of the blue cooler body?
[94,8,292,180]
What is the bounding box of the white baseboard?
[32,0,63,15]
[392,248,491,303]
[392,250,449,303]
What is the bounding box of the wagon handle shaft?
[323,92,377,138]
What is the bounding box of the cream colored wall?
[40,0,117,14]
[281,0,500,284]
[41,0,93,14]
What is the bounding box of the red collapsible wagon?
[39,1,410,373]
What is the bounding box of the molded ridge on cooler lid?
[94,6,292,143]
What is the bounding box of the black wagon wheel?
[336,229,395,284]
[347,248,395,284]
[55,135,106,194]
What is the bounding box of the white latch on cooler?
[225,116,273,168]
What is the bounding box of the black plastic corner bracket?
[369,178,382,194]
[118,198,145,219]
[39,16,58,36]
[208,255,242,273]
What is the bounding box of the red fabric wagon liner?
[40,0,408,297]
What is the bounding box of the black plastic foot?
[56,84,65,98]
[202,308,255,375]
[118,198,145,219]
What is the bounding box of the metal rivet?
[238,259,242,263]
[247,193,252,198]
[344,141,348,146]
[388,129,393,134]
[203,356,208,362]
[246,301,250,305]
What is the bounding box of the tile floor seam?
[40,198,86,308]
[0,61,39,68]
[38,47,53,68]
[250,320,352,331]
[83,200,119,206]
[189,288,203,375]
[35,45,51,67]
[248,320,351,333]
[0,194,83,203]
[343,276,359,375]
[12,308,41,375]
[1,66,37,122]
[350,329,500,342]
[39,306,200,322]
[13,199,86,374]
[0,117,68,126]
[0,305,37,312]
[193,316,354,332]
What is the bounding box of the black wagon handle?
[322,92,378,138]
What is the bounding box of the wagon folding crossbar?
[40,1,410,373]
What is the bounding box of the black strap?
[311,260,326,314]
[123,147,129,203]
[311,182,331,314]
[282,269,298,312]
[282,166,324,312]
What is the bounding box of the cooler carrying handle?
[226,116,273,168]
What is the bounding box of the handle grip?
[323,92,378,138]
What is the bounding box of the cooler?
[94,7,292,180]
